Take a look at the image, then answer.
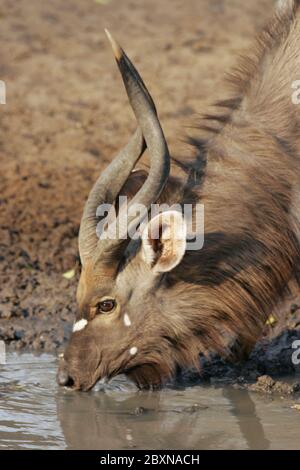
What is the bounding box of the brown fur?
[59,1,300,390]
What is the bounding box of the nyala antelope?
[58,1,300,390]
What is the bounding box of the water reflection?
[223,388,270,450]
[0,354,298,450]
[56,386,227,450]
[56,379,271,450]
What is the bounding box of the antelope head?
[57,32,188,390]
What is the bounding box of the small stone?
[14,330,24,340]
[134,406,146,415]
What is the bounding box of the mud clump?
[249,375,300,396]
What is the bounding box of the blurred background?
[0,0,281,351]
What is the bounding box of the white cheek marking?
[130,346,138,356]
[73,319,88,332]
[124,313,131,327]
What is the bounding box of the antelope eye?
[97,299,116,314]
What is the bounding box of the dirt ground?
[1,0,300,393]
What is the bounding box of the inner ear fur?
[141,210,187,273]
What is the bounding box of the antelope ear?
[276,0,295,13]
[141,210,187,273]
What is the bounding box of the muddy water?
[0,353,299,450]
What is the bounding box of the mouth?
[79,375,110,392]
[57,358,112,392]
[57,344,141,391]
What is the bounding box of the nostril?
[57,367,74,387]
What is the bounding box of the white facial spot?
[124,313,131,327]
[130,346,138,356]
[73,319,88,333]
